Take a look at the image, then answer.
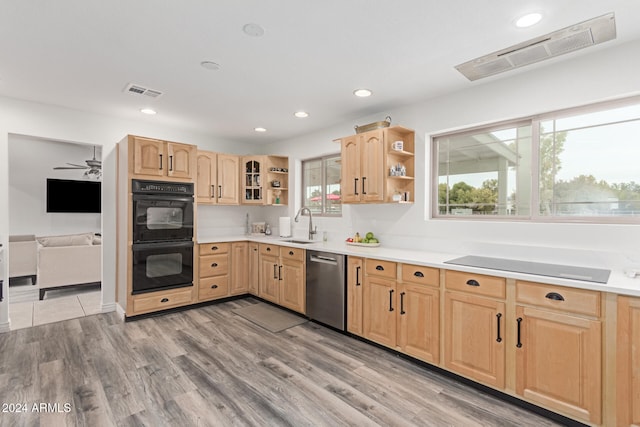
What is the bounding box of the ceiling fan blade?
[54,166,86,170]
[67,163,89,168]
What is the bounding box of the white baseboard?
[100,302,117,313]
[114,303,126,320]
[0,321,10,333]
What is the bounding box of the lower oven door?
[132,241,194,295]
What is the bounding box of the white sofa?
[9,235,37,285]
[36,232,102,300]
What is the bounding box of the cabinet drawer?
[280,247,305,262]
[199,254,229,278]
[365,259,397,280]
[199,276,230,301]
[516,281,601,317]
[445,270,505,299]
[132,287,193,314]
[402,264,439,287]
[199,242,230,255]
[260,243,279,256]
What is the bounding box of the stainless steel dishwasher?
[306,250,346,331]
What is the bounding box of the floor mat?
[233,302,307,332]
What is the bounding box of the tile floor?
[8,279,102,330]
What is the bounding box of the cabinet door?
[167,142,195,179]
[217,154,240,205]
[516,306,602,424]
[133,137,165,176]
[398,283,440,364]
[444,291,505,389]
[619,296,640,427]
[341,136,361,203]
[363,275,397,347]
[347,257,364,335]
[196,151,216,203]
[259,254,279,303]
[248,243,260,295]
[230,242,249,295]
[280,257,305,314]
[360,130,385,202]
[242,156,264,204]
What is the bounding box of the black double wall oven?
[131,179,194,295]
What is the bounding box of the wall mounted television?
[46,178,101,213]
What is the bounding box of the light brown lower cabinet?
[515,305,601,424]
[444,290,506,389]
[347,257,364,335]
[279,249,306,313]
[515,281,602,425]
[258,243,305,314]
[259,250,279,303]
[131,287,194,315]
[398,282,439,364]
[248,242,260,295]
[618,295,640,427]
[230,242,249,295]
[198,243,230,302]
[363,273,397,347]
[360,259,440,364]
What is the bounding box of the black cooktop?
[444,255,611,284]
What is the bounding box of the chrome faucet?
[294,206,317,240]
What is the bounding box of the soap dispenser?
[264,223,272,235]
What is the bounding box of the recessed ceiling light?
[140,108,157,115]
[515,12,543,28]
[353,88,372,97]
[243,23,265,37]
[254,127,267,132]
[200,61,221,70]
[294,111,309,118]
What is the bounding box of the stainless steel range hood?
[455,13,616,81]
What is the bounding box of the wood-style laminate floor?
[0,298,563,427]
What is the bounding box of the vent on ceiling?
[123,83,163,98]
[455,13,616,81]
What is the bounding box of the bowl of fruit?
[346,232,380,247]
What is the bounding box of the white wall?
[9,135,101,236]
[2,39,639,331]
[0,97,254,331]
[264,40,640,268]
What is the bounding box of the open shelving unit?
[384,126,415,203]
[242,155,289,205]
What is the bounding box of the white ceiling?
[1,1,639,144]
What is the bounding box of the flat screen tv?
[46,178,101,213]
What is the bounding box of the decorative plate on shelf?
[346,242,381,247]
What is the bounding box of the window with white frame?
[302,154,341,216]
[433,96,640,222]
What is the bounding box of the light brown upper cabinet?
[242,155,289,206]
[338,126,415,204]
[131,136,196,180]
[197,150,240,205]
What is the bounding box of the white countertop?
[198,234,640,297]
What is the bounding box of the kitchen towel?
[279,217,291,237]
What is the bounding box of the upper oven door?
[132,194,194,243]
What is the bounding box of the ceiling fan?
[53,146,102,179]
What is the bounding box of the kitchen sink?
[280,239,316,244]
